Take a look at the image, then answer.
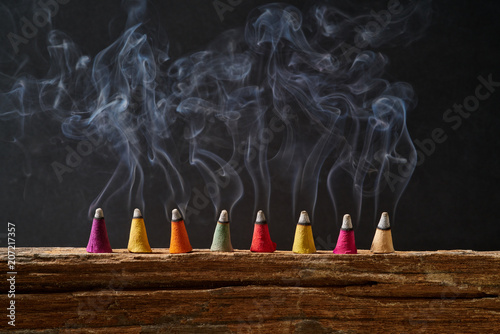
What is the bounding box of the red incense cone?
[333,214,357,254]
[250,210,277,253]
[86,208,112,253]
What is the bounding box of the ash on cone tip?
[341,214,353,230]
[256,210,266,223]
[377,212,391,230]
[298,211,310,225]
[219,210,229,223]
[94,208,104,219]
[133,208,142,218]
[172,209,182,221]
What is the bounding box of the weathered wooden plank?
[5,287,500,332]
[1,248,499,333]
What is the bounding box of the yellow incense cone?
[292,211,316,254]
[127,209,152,253]
[370,212,395,254]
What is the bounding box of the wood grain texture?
[1,248,499,333]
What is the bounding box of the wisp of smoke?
[0,0,431,225]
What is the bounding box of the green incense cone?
[210,210,234,252]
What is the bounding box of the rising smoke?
[0,0,431,227]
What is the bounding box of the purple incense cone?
[86,208,113,253]
[333,214,357,254]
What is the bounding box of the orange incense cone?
[250,210,277,253]
[169,209,193,254]
[127,208,152,253]
[370,212,395,253]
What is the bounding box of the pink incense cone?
[333,214,357,254]
[86,208,113,253]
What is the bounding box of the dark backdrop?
[1,0,499,251]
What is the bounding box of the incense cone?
[169,209,193,254]
[292,211,316,254]
[333,214,357,254]
[86,208,112,253]
[370,212,395,253]
[210,210,234,252]
[250,210,277,252]
[127,208,152,253]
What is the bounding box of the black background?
[1,0,499,251]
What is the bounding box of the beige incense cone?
[370,212,395,253]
